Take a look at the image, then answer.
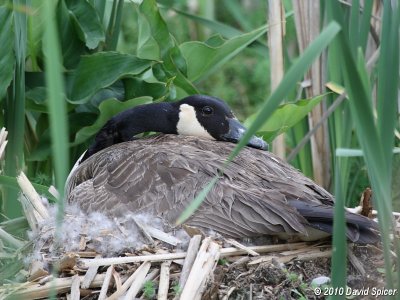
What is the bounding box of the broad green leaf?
[137,6,161,60]
[244,95,326,141]
[172,7,243,39]
[139,0,198,95]
[57,0,87,69]
[27,131,51,161]
[64,0,105,49]
[26,87,48,112]
[68,52,153,103]
[180,24,268,82]
[27,0,45,71]
[105,0,124,51]
[139,0,174,59]
[0,6,14,100]
[92,0,106,21]
[72,96,152,145]
[123,78,167,100]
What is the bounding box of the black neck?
[81,102,178,162]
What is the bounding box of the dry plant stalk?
[178,234,202,291]
[292,0,331,188]
[81,242,309,268]
[7,273,107,299]
[0,127,8,160]
[98,265,114,300]
[17,171,50,233]
[158,261,171,300]
[225,238,260,256]
[107,261,151,300]
[248,247,332,265]
[268,0,286,159]
[139,222,182,246]
[81,255,101,289]
[123,262,151,300]
[179,237,220,300]
[69,274,80,300]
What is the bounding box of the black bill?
[221,118,268,150]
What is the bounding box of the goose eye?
[202,106,214,116]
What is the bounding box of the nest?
[0,129,395,299]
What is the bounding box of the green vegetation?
[0,0,398,295]
[142,280,156,299]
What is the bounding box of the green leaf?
[68,52,153,103]
[244,95,326,141]
[180,24,268,82]
[56,0,87,69]
[137,9,159,60]
[64,0,105,49]
[172,7,243,39]
[43,0,69,203]
[105,0,124,51]
[27,0,45,71]
[139,0,198,95]
[139,0,174,59]
[0,6,14,99]
[72,96,152,145]
[26,87,48,112]
[222,0,253,32]
[3,0,28,218]
[376,0,399,174]
[123,78,167,100]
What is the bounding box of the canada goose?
[66,95,379,244]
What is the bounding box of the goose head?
[176,95,267,149]
[81,95,268,162]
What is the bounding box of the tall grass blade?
[43,0,68,226]
[327,0,396,289]
[0,6,14,100]
[359,0,372,52]
[3,0,28,218]
[177,21,341,225]
[330,159,347,296]
[376,0,399,174]
[43,1,69,296]
[349,0,360,55]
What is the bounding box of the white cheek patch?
[176,104,214,140]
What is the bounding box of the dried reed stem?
[98,265,114,300]
[178,235,202,290]
[158,261,171,300]
[179,238,220,300]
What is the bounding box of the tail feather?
[289,199,379,244]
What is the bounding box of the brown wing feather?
[66,134,334,238]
